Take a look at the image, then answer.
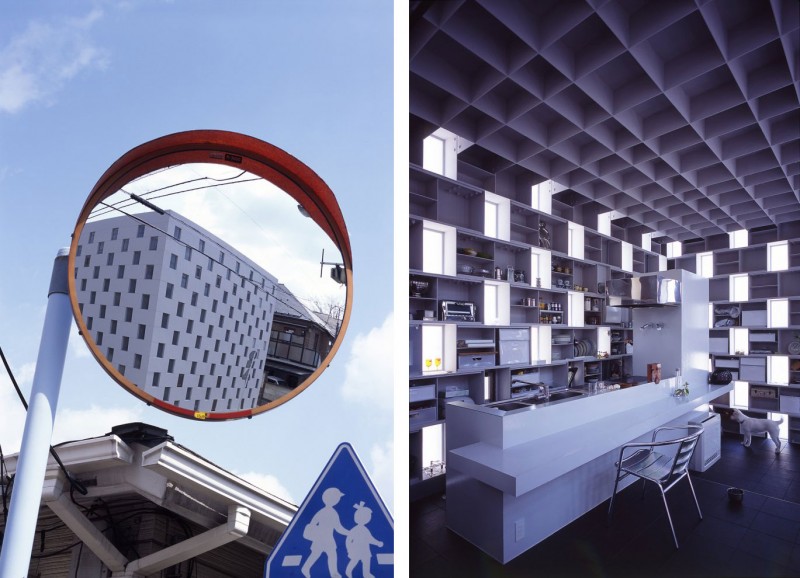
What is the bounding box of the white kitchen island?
[445,379,734,563]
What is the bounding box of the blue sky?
[0,0,394,511]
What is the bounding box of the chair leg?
[607,472,621,525]
[659,487,679,549]
[686,475,703,520]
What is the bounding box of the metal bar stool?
[607,424,704,548]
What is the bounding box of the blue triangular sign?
[264,442,393,577]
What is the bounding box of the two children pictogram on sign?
[301,486,383,578]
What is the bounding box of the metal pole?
[0,248,72,577]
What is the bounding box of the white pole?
[0,249,72,577]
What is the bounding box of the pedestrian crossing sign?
[264,442,393,577]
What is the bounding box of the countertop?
[447,380,734,497]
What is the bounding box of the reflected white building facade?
[75,210,278,413]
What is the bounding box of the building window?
[185,245,192,260]
[696,252,714,278]
[103,279,110,292]
[167,359,175,373]
[137,224,145,238]
[134,354,142,369]
[117,265,125,279]
[129,279,136,293]
[729,229,748,248]
[106,253,114,266]
[422,227,445,274]
[181,274,189,288]
[422,134,445,175]
[169,254,178,269]
[207,256,213,271]
[132,250,140,265]
[97,241,104,254]
[96,332,103,346]
[110,320,117,334]
[125,307,133,322]
[141,294,150,309]
[83,255,91,267]
[177,302,184,317]
[767,241,789,272]
[156,343,165,358]
[138,324,146,339]
[165,283,174,298]
[195,265,202,279]
[111,227,118,240]
[161,313,169,328]
[122,238,129,252]
[90,291,96,305]
[204,283,210,297]
[149,236,158,250]
[153,372,160,387]
[191,292,198,306]
[145,264,154,279]
[113,292,121,306]
[768,298,789,328]
[122,336,129,351]
[666,241,682,258]
[199,240,205,253]
[76,245,82,257]
[88,231,95,243]
[174,226,182,241]
[730,273,749,301]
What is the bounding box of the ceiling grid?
[411,0,800,241]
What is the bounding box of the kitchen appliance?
[410,279,430,297]
[440,300,476,321]
[689,411,721,472]
[607,275,681,307]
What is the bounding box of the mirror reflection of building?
[75,209,307,414]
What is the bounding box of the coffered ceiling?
[410,0,800,241]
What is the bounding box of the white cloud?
[68,326,92,359]
[369,439,394,514]
[340,313,393,412]
[235,471,295,505]
[0,373,29,454]
[0,9,109,114]
[51,404,143,446]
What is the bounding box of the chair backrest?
[668,427,703,478]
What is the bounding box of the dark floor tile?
[410,434,800,576]
[759,496,800,523]
[737,528,797,572]
[750,510,800,543]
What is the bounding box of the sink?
[547,390,586,401]
[488,400,535,412]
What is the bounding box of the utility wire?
[0,347,87,496]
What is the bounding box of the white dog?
[730,409,782,453]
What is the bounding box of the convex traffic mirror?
[68,130,352,420]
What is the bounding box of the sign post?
[264,443,393,578]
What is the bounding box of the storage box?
[458,352,495,369]
[409,404,437,428]
[439,384,469,398]
[715,358,739,369]
[750,332,777,342]
[740,357,766,382]
[410,383,436,402]
[780,393,800,414]
[710,337,728,354]
[742,310,767,326]
[499,340,530,365]
[498,328,530,341]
